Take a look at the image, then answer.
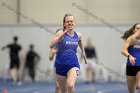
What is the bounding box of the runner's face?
[64,16,75,30]
[134,24,140,37]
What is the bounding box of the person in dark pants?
[25,44,40,82]
[121,23,140,93]
[1,36,22,84]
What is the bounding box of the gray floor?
[1,80,137,93]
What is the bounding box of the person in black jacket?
[25,44,40,82]
[1,36,22,84]
[82,37,98,83]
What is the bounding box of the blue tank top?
[127,42,140,66]
[55,31,79,66]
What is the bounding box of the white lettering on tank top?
[66,41,78,45]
